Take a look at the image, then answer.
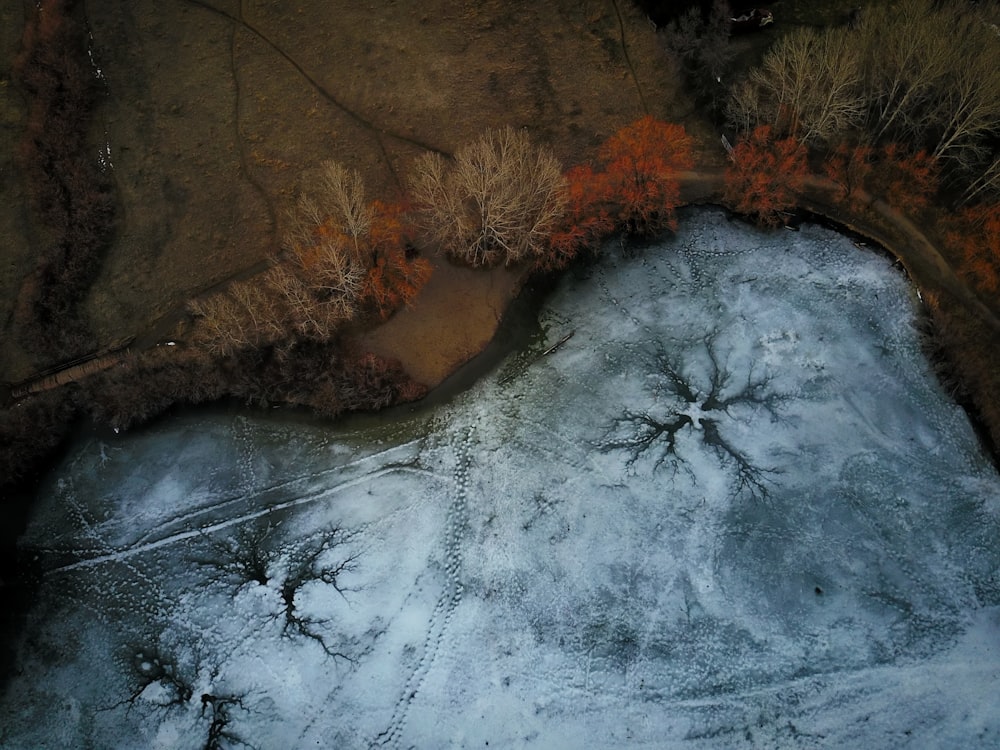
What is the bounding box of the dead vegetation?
[409,126,568,268]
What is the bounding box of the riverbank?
[3,1,998,486]
[7,207,999,749]
[352,167,1000,460]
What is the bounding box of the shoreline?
[364,167,998,387]
[3,166,999,476]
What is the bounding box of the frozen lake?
[3,210,999,748]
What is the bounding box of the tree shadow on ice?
[596,332,791,501]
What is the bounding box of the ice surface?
[3,209,999,748]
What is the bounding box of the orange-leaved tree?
[545,165,616,271]
[598,116,695,236]
[361,200,432,319]
[946,202,1000,302]
[870,143,939,215]
[823,142,874,206]
[724,125,807,227]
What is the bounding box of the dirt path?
[794,175,1000,333]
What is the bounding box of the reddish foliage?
[362,250,432,320]
[823,143,874,204]
[368,200,411,258]
[361,200,432,319]
[543,117,694,267]
[946,203,1000,303]
[872,144,939,214]
[724,125,807,227]
[598,116,695,236]
[545,165,615,271]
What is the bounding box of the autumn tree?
[822,142,874,206]
[360,200,432,317]
[545,165,615,270]
[724,125,807,227]
[869,144,939,215]
[543,118,694,266]
[597,116,695,236]
[409,126,567,267]
[189,161,431,354]
[946,203,1000,302]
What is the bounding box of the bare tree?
[929,17,1000,165]
[746,26,815,135]
[286,237,364,312]
[314,161,373,255]
[228,280,285,344]
[963,153,1000,205]
[263,265,342,342]
[741,27,864,144]
[856,0,953,143]
[725,78,762,137]
[187,293,256,357]
[801,30,866,144]
[857,0,1000,176]
[410,126,567,267]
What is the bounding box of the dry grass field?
[1,0,709,385]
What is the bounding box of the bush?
[724,125,807,227]
[410,126,567,268]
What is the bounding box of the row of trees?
[726,0,1000,201]
[190,119,699,354]
[188,162,431,356]
[195,110,979,359]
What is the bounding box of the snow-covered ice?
[3,209,999,748]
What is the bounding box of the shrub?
[724,125,807,227]
[410,126,567,268]
[598,116,694,236]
